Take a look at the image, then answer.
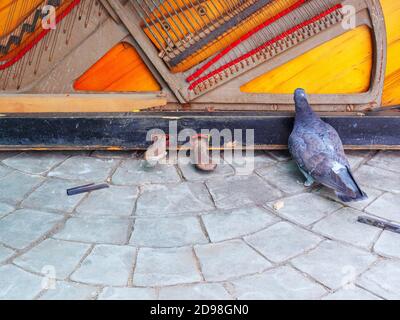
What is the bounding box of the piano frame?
[0,0,398,150]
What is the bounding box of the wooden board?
[0,111,399,150]
[0,94,167,113]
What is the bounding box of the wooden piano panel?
[381,0,400,106]
[0,0,42,38]
[240,25,373,95]
[73,42,161,92]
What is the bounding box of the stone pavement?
[0,150,399,300]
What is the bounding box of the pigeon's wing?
[288,131,307,169]
[319,122,349,166]
[311,155,357,197]
[290,129,329,174]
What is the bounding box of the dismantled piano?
[0,0,399,149]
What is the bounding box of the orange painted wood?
[74,42,161,92]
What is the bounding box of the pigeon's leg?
[298,167,315,187]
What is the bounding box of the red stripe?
[0,0,82,71]
[189,4,342,91]
[187,0,307,83]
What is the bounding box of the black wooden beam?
[0,111,399,150]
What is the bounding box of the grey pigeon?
[289,88,367,202]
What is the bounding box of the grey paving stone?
[345,186,383,211]
[345,151,367,169]
[223,151,276,175]
[112,159,180,185]
[91,150,135,159]
[54,216,131,245]
[178,156,234,182]
[0,152,19,161]
[0,202,14,219]
[40,282,98,300]
[365,193,400,223]
[14,239,91,279]
[345,150,371,158]
[0,171,44,205]
[368,151,400,173]
[357,259,400,299]
[0,165,12,179]
[291,240,377,290]
[256,161,306,194]
[76,185,139,217]
[268,151,292,162]
[71,245,136,286]
[159,283,232,300]
[194,240,271,281]
[312,208,381,249]
[245,222,322,263]
[48,157,118,182]
[314,185,383,211]
[136,183,214,216]
[133,247,202,286]
[0,209,62,249]
[231,266,326,300]
[356,165,400,193]
[267,193,342,226]
[0,245,15,263]
[374,231,400,258]
[206,175,282,210]
[202,207,278,242]
[322,287,381,300]
[0,265,43,299]
[130,216,208,247]
[62,151,91,157]
[2,152,68,175]
[22,178,86,213]
[98,287,157,300]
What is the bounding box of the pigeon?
[288,88,367,202]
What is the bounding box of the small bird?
[289,88,367,202]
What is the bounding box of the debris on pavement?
[67,183,109,196]
[273,200,285,211]
[357,215,400,234]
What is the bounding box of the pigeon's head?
[294,88,307,99]
[294,88,311,114]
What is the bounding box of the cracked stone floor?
[0,150,399,300]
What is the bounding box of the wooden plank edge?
[0,94,167,113]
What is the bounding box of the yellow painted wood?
[0,0,42,38]
[240,26,373,95]
[241,0,400,107]
[381,0,400,106]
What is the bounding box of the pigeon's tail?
[336,190,368,202]
[336,168,368,202]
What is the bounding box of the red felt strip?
[187,0,307,83]
[188,4,343,91]
[0,0,82,71]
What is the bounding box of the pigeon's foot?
[304,178,315,187]
[144,134,167,168]
[191,135,217,172]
